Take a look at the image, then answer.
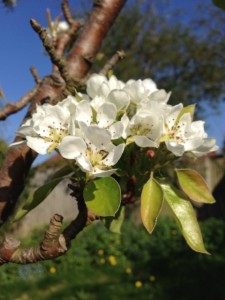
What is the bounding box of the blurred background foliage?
[93,0,225,110]
[0,217,225,300]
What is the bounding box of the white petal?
[97,103,117,127]
[109,75,124,89]
[100,82,111,98]
[134,136,159,148]
[166,104,183,129]
[90,96,106,111]
[75,100,93,125]
[26,136,51,154]
[16,125,36,137]
[108,90,130,110]
[47,105,70,122]
[102,143,125,166]
[85,125,111,150]
[121,114,130,139]
[58,136,87,159]
[86,74,106,98]
[142,78,158,94]
[165,140,185,156]
[184,138,203,151]
[191,138,218,156]
[76,154,92,172]
[10,140,27,148]
[149,90,170,103]
[68,116,76,136]
[91,168,117,178]
[59,95,78,113]
[108,121,124,139]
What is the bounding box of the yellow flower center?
[43,126,68,153]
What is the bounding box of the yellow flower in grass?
[108,255,117,266]
[49,266,56,274]
[125,267,132,274]
[149,275,156,282]
[100,258,106,264]
[98,249,104,255]
[135,281,143,288]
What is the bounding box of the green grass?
[1,217,225,300]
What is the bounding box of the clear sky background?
[0,0,224,165]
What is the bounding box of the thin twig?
[0,87,37,121]
[30,67,41,84]
[30,18,74,90]
[100,50,126,75]
[61,0,76,26]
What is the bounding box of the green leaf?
[103,206,125,233]
[141,176,164,234]
[176,104,196,123]
[176,168,215,204]
[213,0,225,11]
[14,177,63,221]
[51,164,73,179]
[83,177,121,217]
[161,183,209,254]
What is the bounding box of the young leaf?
[51,164,73,179]
[14,177,64,221]
[161,183,209,254]
[176,104,196,123]
[141,176,164,234]
[176,168,215,204]
[83,177,121,217]
[102,206,125,233]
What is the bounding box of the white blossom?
[160,104,218,156]
[59,122,125,178]
[86,74,125,99]
[123,78,158,105]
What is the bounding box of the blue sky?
[0,0,224,165]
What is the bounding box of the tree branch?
[30,67,41,84]
[0,185,88,265]
[0,87,37,121]
[67,0,127,80]
[30,18,74,90]
[100,50,126,75]
[61,0,77,26]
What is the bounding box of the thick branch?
[67,0,127,80]
[0,0,127,224]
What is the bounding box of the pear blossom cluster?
[13,74,218,178]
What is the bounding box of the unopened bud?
[147,149,155,158]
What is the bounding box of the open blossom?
[123,78,158,105]
[15,104,71,154]
[86,74,125,99]
[58,123,125,178]
[160,104,218,156]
